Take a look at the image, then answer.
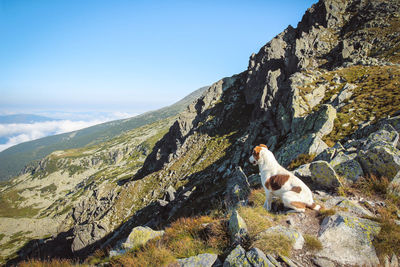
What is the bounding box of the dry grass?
[252,232,293,257]
[238,206,272,239]
[287,153,316,171]
[18,259,76,267]
[238,189,273,239]
[318,208,336,219]
[371,211,400,260]
[162,216,229,258]
[303,234,323,252]
[110,241,176,267]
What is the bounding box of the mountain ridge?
[0,86,208,182]
[2,0,400,265]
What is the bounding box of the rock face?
[121,226,164,250]
[71,222,108,253]
[358,128,400,180]
[178,253,219,267]
[317,214,381,266]
[225,167,251,209]
[309,161,341,189]
[228,210,249,245]
[223,245,252,267]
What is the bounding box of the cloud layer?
[0,111,138,152]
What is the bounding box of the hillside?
[0,86,208,182]
[2,0,400,266]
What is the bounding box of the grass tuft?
[287,153,316,171]
[18,259,75,267]
[304,234,323,252]
[252,232,293,257]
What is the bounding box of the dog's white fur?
[249,145,320,213]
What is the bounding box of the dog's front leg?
[263,190,272,211]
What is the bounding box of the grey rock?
[224,167,251,209]
[228,210,249,245]
[312,257,336,267]
[266,254,282,267]
[277,134,328,167]
[121,226,164,250]
[223,245,252,267]
[330,152,364,182]
[364,124,399,150]
[165,185,176,202]
[279,255,301,267]
[246,248,274,267]
[358,143,400,181]
[178,253,219,267]
[309,161,342,189]
[336,199,374,217]
[317,214,381,266]
[293,163,311,179]
[331,83,356,108]
[248,173,262,188]
[71,222,108,252]
[258,225,304,250]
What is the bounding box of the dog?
[249,144,321,213]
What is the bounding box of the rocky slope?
[4,0,400,266]
[0,86,208,182]
[0,117,175,263]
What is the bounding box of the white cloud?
[0,120,105,152]
[0,110,140,152]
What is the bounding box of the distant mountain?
[0,86,208,181]
[0,114,58,124]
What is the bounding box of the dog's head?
[249,144,268,165]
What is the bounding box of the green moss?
[40,183,57,194]
[323,65,400,144]
[287,153,316,170]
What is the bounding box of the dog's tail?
[307,202,322,211]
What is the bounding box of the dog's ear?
[252,146,263,160]
[259,144,268,149]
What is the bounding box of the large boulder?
[329,152,364,182]
[317,214,381,266]
[178,253,219,267]
[246,248,275,267]
[277,134,328,167]
[364,124,399,149]
[223,245,252,267]
[309,161,342,189]
[71,222,108,253]
[356,124,400,180]
[121,226,165,250]
[358,144,400,181]
[224,167,251,209]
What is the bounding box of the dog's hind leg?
[282,194,306,213]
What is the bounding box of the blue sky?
[0,0,317,115]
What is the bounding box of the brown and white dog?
[249,144,320,213]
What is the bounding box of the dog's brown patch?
[291,186,302,193]
[290,201,307,209]
[259,144,268,149]
[253,146,262,161]
[265,174,290,191]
